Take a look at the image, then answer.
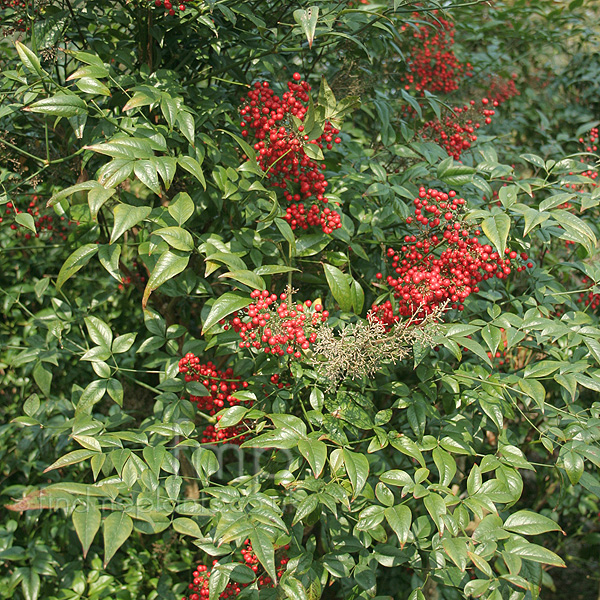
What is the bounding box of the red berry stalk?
[372,187,530,326]
[399,11,472,96]
[239,75,343,234]
[178,354,251,444]
[225,289,329,359]
[182,541,289,600]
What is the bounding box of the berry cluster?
[2,196,72,241]
[225,289,329,359]
[486,74,520,105]
[372,187,531,326]
[399,12,472,96]
[0,0,31,32]
[239,74,343,234]
[421,98,499,160]
[178,354,251,444]
[152,0,186,16]
[578,276,600,311]
[182,541,289,600]
[564,128,599,192]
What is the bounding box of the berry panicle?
[239,76,343,234]
[178,353,251,444]
[223,289,329,359]
[371,187,530,326]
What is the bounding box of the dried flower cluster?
[311,306,445,387]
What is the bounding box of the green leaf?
[47,180,100,206]
[85,316,113,348]
[423,493,446,534]
[342,449,369,497]
[454,336,493,368]
[219,270,266,290]
[76,77,111,96]
[15,213,36,233]
[442,538,468,572]
[177,111,196,145]
[241,429,299,449]
[173,517,202,538]
[280,575,308,600]
[168,192,195,225]
[26,94,87,117]
[481,213,511,257]
[76,380,108,414]
[508,540,565,567]
[520,153,545,169]
[390,435,425,467]
[88,186,116,220]
[155,156,178,191]
[98,159,134,188]
[86,138,155,160]
[110,204,152,244]
[504,510,562,535]
[275,218,297,256]
[32,362,52,397]
[178,155,206,189]
[323,263,352,312]
[298,439,327,478]
[254,264,299,276]
[293,494,320,525]
[293,6,319,48]
[432,447,456,487]
[72,503,101,558]
[103,511,133,567]
[191,447,219,481]
[153,227,194,251]
[437,158,475,186]
[98,244,122,282]
[134,160,162,194]
[112,333,136,353]
[202,292,252,334]
[249,529,277,583]
[142,250,190,308]
[123,91,154,111]
[562,450,584,485]
[21,569,40,600]
[15,41,46,77]
[67,64,109,80]
[56,244,98,291]
[106,379,123,406]
[216,405,249,429]
[43,449,97,473]
[23,394,40,417]
[209,565,231,600]
[65,49,105,67]
[518,378,545,409]
[384,505,411,548]
[350,279,364,314]
[552,209,597,254]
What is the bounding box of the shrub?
[1,2,600,600]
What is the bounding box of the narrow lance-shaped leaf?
[103,511,133,567]
[293,6,319,49]
[56,244,98,291]
[249,529,277,584]
[202,292,252,334]
[25,94,87,117]
[110,204,152,244]
[142,250,190,309]
[481,213,511,257]
[323,263,352,312]
[72,502,101,558]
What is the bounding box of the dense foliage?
[1,1,600,600]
